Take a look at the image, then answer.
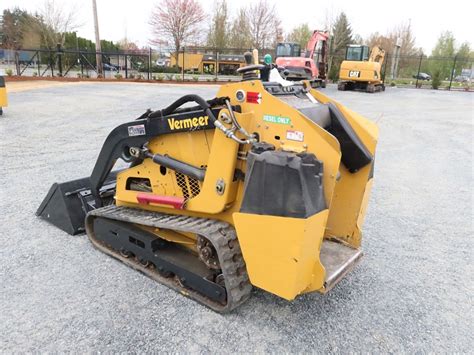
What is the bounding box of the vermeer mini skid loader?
[37,53,378,312]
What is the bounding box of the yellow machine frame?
[339,46,386,90]
[0,75,8,114]
[113,80,378,301]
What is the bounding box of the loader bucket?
[36,174,117,235]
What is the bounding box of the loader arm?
[88,96,225,206]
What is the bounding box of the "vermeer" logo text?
[167,116,210,130]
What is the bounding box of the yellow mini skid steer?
[37,52,378,312]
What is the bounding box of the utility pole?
[92,0,103,77]
[391,37,402,80]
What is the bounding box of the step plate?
[320,240,363,292]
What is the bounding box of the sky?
[1,0,473,53]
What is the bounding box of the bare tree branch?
[149,0,205,55]
[247,0,280,49]
[34,0,82,49]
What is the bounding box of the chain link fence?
[1,46,472,90]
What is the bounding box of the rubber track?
[85,205,252,312]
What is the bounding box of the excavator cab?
[345,45,370,61]
[276,42,302,58]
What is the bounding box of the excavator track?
[85,205,252,313]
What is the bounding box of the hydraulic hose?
[147,94,219,123]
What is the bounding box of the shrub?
[213,77,218,82]
[390,82,396,87]
[152,65,180,74]
[33,72,38,77]
[115,73,123,79]
[192,75,199,82]
[176,76,183,82]
[165,74,174,81]
[431,70,441,89]
[128,74,135,79]
[156,74,164,81]
[206,78,211,82]
[328,64,339,81]
[5,68,13,76]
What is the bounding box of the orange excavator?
[276,30,329,87]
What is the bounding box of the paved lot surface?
[1,82,472,352]
[5,80,88,93]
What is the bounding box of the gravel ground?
[0,82,472,352]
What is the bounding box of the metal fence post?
[50,50,54,77]
[448,55,457,91]
[37,51,41,76]
[116,51,120,76]
[125,54,128,79]
[215,49,218,80]
[415,53,423,88]
[182,47,185,81]
[15,50,20,75]
[57,44,63,77]
[80,54,84,77]
[148,47,152,80]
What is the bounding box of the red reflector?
[136,193,185,209]
[246,91,262,104]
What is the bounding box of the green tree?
[328,12,353,80]
[100,39,120,52]
[228,8,252,49]
[63,32,94,50]
[207,0,229,49]
[0,8,40,49]
[286,23,312,48]
[430,31,455,80]
[455,42,471,75]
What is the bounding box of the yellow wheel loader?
[338,45,386,93]
[37,52,378,312]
